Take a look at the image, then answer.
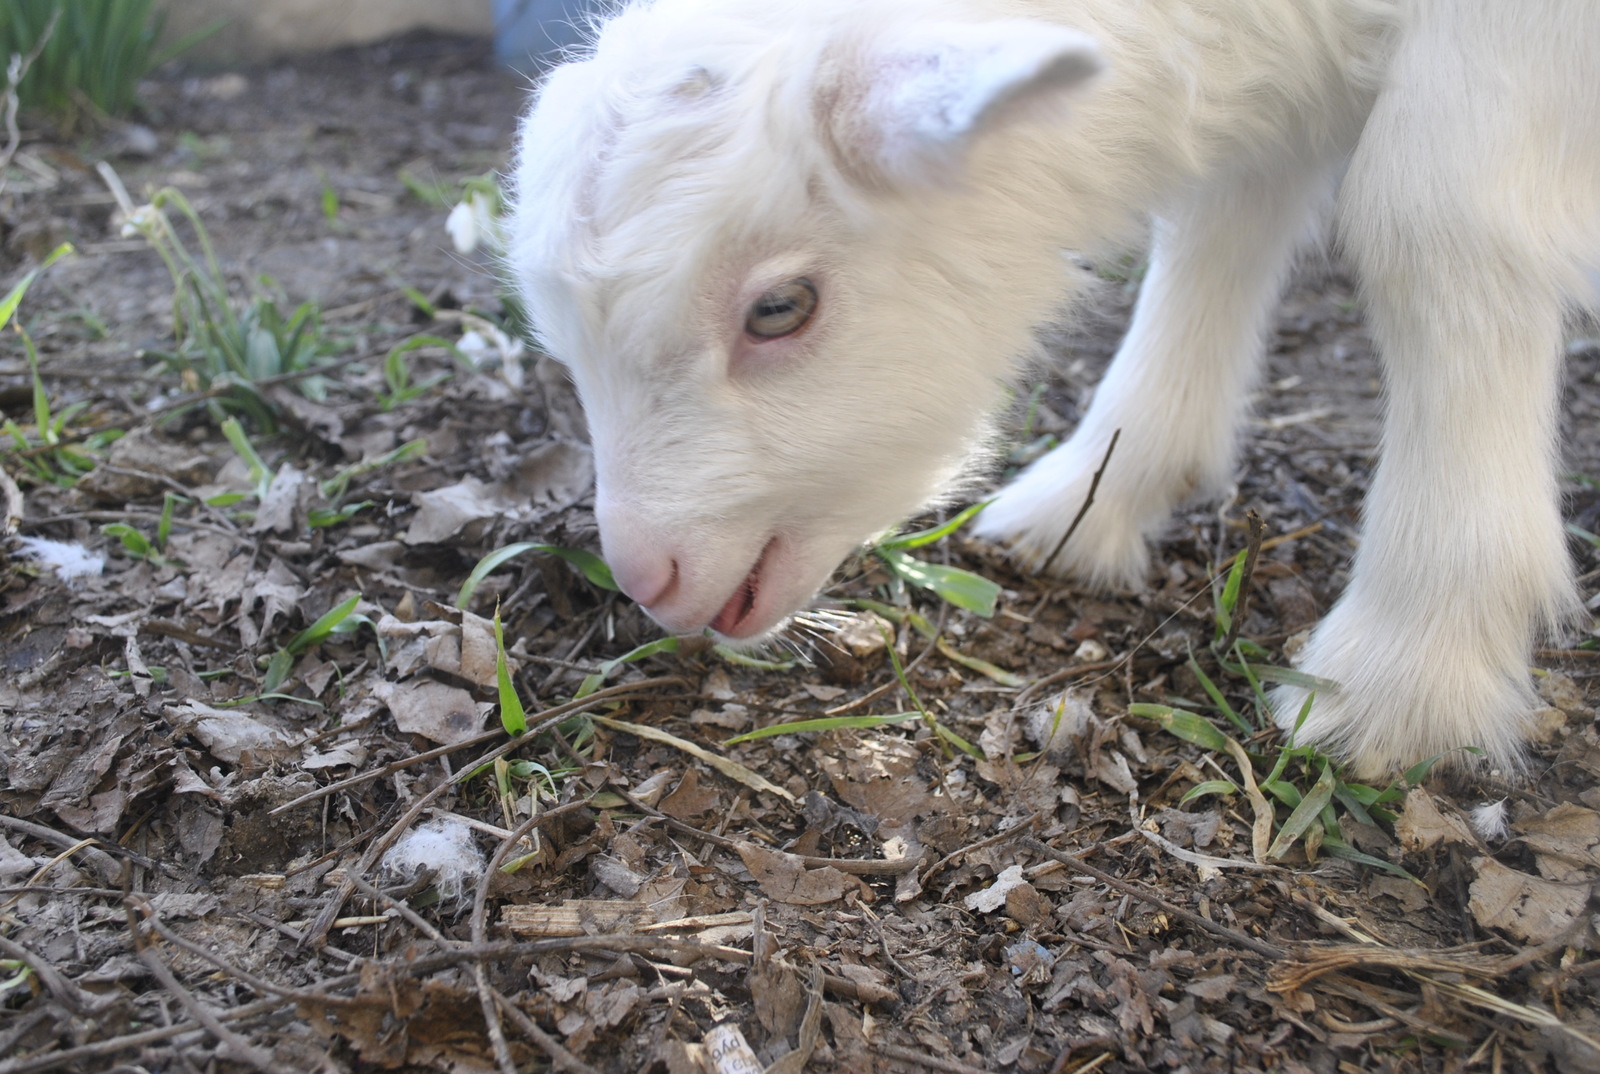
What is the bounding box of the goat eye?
[744,278,817,340]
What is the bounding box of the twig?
[539,593,617,693]
[22,507,242,541]
[1021,837,1286,959]
[615,787,921,876]
[1217,520,1323,570]
[91,462,242,533]
[473,809,550,1074]
[270,676,685,816]
[871,1043,992,1074]
[1316,976,1469,1047]
[919,812,1041,888]
[0,997,286,1074]
[134,947,288,1074]
[0,814,124,886]
[492,989,604,1074]
[0,936,114,1017]
[8,348,380,460]
[0,936,754,1074]
[1040,428,1121,575]
[131,898,343,1006]
[346,871,454,946]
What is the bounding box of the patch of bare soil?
[3,34,1599,1074]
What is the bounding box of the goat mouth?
[709,537,777,637]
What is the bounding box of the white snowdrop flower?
[458,323,526,374]
[456,329,491,366]
[118,203,160,239]
[446,191,497,255]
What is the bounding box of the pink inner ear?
[817,21,1102,192]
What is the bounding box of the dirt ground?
[2,34,1599,1074]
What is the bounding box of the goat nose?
[595,490,678,609]
[609,552,677,609]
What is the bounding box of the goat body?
[508,0,1600,778]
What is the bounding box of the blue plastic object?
[493,0,599,72]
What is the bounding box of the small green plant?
[0,959,33,998]
[1,1,219,125]
[1135,697,1453,880]
[0,243,117,485]
[870,501,1002,617]
[313,437,426,523]
[103,178,343,429]
[878,622,982,759]
[101,491,182,564]
[380,334,463,411]
[1137,525,1455,879]
[211,417,423,532]
[255,593,372,700]
[316,169,341,227]
[573,636,681,700]
[493,605,528,734]
[457,541,619,609]
[1006,382,1058,468]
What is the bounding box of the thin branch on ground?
[1021,836,1287,959]
[132,947,288,1074]
[1040,427,1121,575]
[270,676,686,816]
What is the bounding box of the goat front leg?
[977,155,1331,588]
[1273,15,1591,777]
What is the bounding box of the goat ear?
[823,21,1102,188]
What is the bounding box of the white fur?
[508,0,1600,779]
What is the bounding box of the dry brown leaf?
[1395,788,1480,852]
[751,905,805,1040]
[1519,803,1600,882]
[659,766,723,820]
[372,678,490,745]
[167,701,301,765]
[1468,856,1590,944]
[736,842,865,906]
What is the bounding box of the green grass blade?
[284,594,362,656]
[101,522,151,557]
[457,543,617,608]
[574,636,680,699]
[1267,763,1338,860]
[713,645,798,671]
[0,243,74,327]
[936,639,1025,687]
[1128,703,1235,752]
[875,500,992,551]
[1320,835,1421,883]
[493,607,526,735]
[1186,652,1251,735]
[1179,779,1240,805]
[875,547,1000,617]
[261,647,295,695]
[219,417,270,494]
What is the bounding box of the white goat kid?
[508,0,1600,779]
